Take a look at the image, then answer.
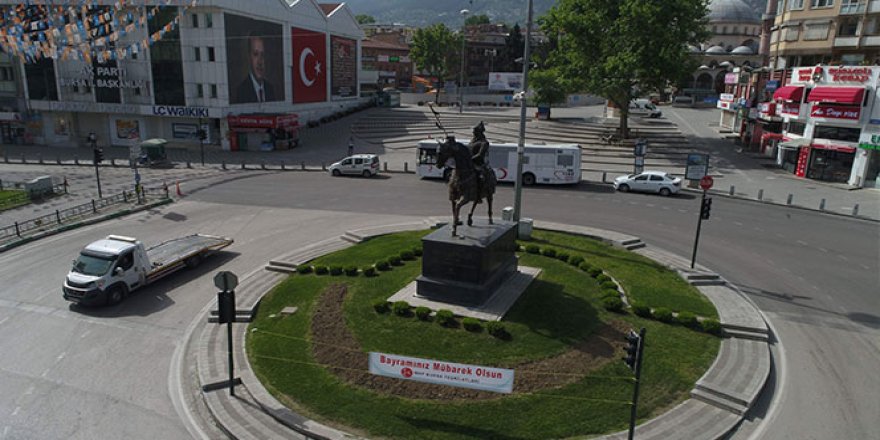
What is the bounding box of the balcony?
[870,0,880,12]
[840,2,866,14]
[864,35,880,46]
[834,36,861,47]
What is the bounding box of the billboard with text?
[331,36,357,98]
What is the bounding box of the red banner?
[810,104,861,120]
[228,114,299,129]
[796,146,810,177]
[780,103,800,116]
[292,28,327,104]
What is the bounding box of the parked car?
[329,154,381,177]
[613,171,682,196]
[630,99,662,118]
[672,96,695,107]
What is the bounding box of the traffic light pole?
[690,191,707,269]
[628,327,646,440]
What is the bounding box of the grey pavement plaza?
[2,104,877,227]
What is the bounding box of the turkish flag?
[292,27,327,103]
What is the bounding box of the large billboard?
[292,27,327,104]
[330,36,357,98]
[488,72,524,91]
[225,14,285,104]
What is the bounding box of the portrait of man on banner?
[225,14,285,104]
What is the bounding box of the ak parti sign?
[810,104,861,120]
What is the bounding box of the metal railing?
[0,185,169,244]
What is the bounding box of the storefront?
[855,133,880,188]
[227,114,299,151]
[802,142,857,182]
[0,111,25,144]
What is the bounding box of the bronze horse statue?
[436,135,497,236]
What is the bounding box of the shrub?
[297,265,313,274]
[329,265,343,276]
[541,248,557,258]
[390,256,403,266]
[462,317,482,332]
[600,280,618,291]
[436,309,455,327]
[602,296,625,313]
[675,311,698,328]
[372,300,389,313]
[486,321,510,340]
[596,274,612,283]
[701,318,723,336]
[392,301,411,316]
[362,266,376,277]
[588,267,603,278]
[557,252,570,262]
[632,302,652,318]
[345,266,359,276]
[600,289,620,300]
[579,262,593,272]
[400,250,415,260]
[376,260,391,271]
[569,256,585,266]
[654,307,674,323]
[525,244,540,254]
[415,306,432,321]
[412,247,423,257]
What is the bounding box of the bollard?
[322,162,326,171]
[187,161,192,169]
[0,178,3,190]
[21,154,26,164]
[602,172,607,183]
[63,177,68,194]
[757,189,764,201]
[56,157,61,165]
[819,199,826,211]
[56,210,61,225]
[38,155,43,164]
[729,185,735,196]
[404,162,409,173]
[853,204,860,216]
[384,162,388,172]
[123,190,128,202]
[261,162,266,170]
[281,161,285,170]
[75,156,79,165]
[92,199,97,213]
[241,161,246,170]
[786,194,793,205]
[14,221,20,237]
[301,161,306,170]
[221,161,226,170]
[112,158,117,167]
[3,152,8,163]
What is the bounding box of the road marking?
[817,247,828,253]
[11,407,20,416]
[24,386,34,395]
[734,221,743,226]
[40,369,50,378]
[837,255,848,261]
[753,227,764,232]
[56,352,66,362]
[645,203,656,208]
[678,209,688,213]
[80,329,91,339]
[0,316,9,326]
[860,264,870,270]
[796,240,808,246]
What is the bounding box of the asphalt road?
[0,170,876,439]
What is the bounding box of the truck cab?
[63,235,149,306]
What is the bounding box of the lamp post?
[513,0,533,223]
[459,8,469,114]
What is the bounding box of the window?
[804,22,831,40]
[197,84,204,98]
[837,18,859,37]
[117,252,134,271]
[649,175,664,181]
[131,51,138,60]
[557,154,574,167]
[790,0,805,9]
[786,121,807,135]
[811,0,834,7]
[814,125,860,142]
[210,84,217,98]
[134,87,141,96]
[194,46,201,61]
[733,26,739,34]
[840,0,865,13]
[355,158,364,165]
[777,0,786,13]
[205,13,213,28]
[635,175,649,181]
[207,46,215,62]
[722,26,727,34]
[865,17,880,35]
[342,159,352,165]
[0,66,12,81]
[783,25,801,41]
[192,13,199,28]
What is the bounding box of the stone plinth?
[416,220,518,306]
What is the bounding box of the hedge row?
[372,300,510,340]
[296,246,423,277]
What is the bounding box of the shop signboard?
[172,123,211,142]
[368,352,514,394]
[795,146,811,177]
[719,93,735,102]
[686,153,710,180]
[810,104,861,120]
[717,100,731,110]
[781,102,801,116]
[860,134,880,150]
[792,65,878,85]
[724,73,738,84]
[765,80,780,91]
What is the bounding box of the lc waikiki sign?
[368,352,514,394]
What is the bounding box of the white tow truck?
[63,234,233,306]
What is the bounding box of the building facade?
[361,37,412,91]
[0,0,364,152]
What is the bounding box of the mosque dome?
[707,0,761,23]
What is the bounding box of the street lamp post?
[513,0,534,223]
[459,8,469,114]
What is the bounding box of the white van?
[329,154,381,177]
[630,99,662,118]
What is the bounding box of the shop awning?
[772,86,804,102]
[807,87,865,104]
[777,138,810,150]
[811,143,856,153]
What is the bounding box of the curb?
[194,219,774,440]
[0,198,173,253]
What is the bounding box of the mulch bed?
[311,283,629,401]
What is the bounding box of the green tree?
[543,0,709,137]
[464,14,491,26]
[355,14,375,25]
[529,68,569,119]
[498,23,524,72]
[411,24,462,103]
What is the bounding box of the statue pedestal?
[416,220,518,306]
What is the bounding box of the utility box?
[24,176,54,199]
[518,218,533,239]
[501,206,514,221]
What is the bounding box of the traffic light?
[623,329,641,372]
[93,147,104,164]
[700,197,713,220]
[197,129,207,141]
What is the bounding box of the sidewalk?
[188,219,773,440]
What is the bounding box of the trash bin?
[501,206,514,221]
[518,218,533,239]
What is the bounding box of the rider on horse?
[469,121,492,202]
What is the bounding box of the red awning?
[773,86,804,102]
[811,143,857,153]
[807,87,865,104]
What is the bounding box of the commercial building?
[361,36,412,92]
[0,0,364,152]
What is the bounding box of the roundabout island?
[195,218,768,440]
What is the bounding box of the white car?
[329,154,380,177]
[613,171,682,196]
[630,99,662,118]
